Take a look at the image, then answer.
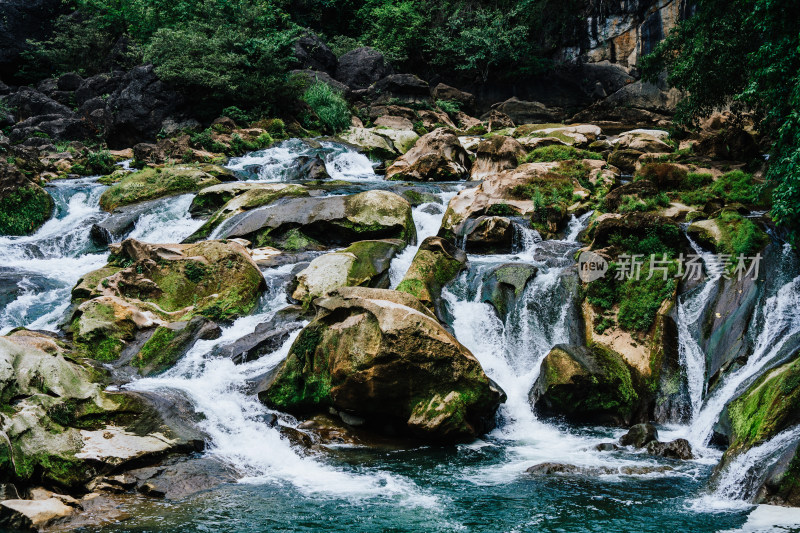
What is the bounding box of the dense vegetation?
[20,0,583,117]
[642,0,800,245]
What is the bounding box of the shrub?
[486,203,517,216]
[436,99,461,117]
[711,170,768,206]
[682,172,714,189]
[716,211,769,256]
[617,263,677,332]
[302,82,351,133]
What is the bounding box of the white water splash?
[127,194,205,243]
[389,190,458,288]
[688,273,800,449]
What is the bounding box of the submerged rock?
[291,239,405,304]
[396,237,467,321]
[529,344,639,426]
[260,287,504,443]
[386,128,471,182]
[525,462,673,476]
[646,438,694,460]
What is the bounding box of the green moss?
[617,262,677,332]
[728,356,800,451]
[523,145,603,163]
[0,185,54,235]
[396,278,426,299]
[716,210,769,257]
[99,165,221,211]
[133,326,180,373]
[486,203,518,216]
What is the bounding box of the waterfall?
[688,270,800,449]
[388,190,458,288]
[127,264,438,506]
[565,211,593,242]
[126,194,205,243]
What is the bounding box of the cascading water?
[126,193,205,243]
[226,139,377,181]
[389,190,458,287]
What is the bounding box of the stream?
[2,140,799,532]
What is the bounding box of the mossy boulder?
[0,335,199,492]
[529,343,639,426]
[396,237,467,320]
[99,165,223,212]
[386,128,471,181]
[338,127,398,160]
[185,183,309,243]
[291,239,405,304]
[216,189,416,251]
[70,239,264,362]
[712,355,800,505]
[132,316,221,376]
[0,161,53,236]
[260,287,505,443]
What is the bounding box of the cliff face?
[579,0,694,70]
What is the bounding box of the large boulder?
[70,239,264,362]
[396,237,467,321]
[334,47,393,90]
[469,136,526,181]
[99,164,222,212]
[185,182,308,242]
[370,74,430,104]
[103,64,184,148]
[0,334,202,493]
[0,160,53,236]
[431,83,476,114]
[291,239,405,304]
[386,128,471,181]
[613,129,672,153]
[480,263,538,321]
[696,127,760,161]
[214,189,416,251]
[338,127,399,160]
[529,343,639,426]
[491,97,565,124]
[260,287,505,442]
[293,32,337,74]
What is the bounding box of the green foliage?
[361,0,426,62]
[682,172,714,190]
[524,145,603,163]
[328,35,363,57]
[82,150,116,176]
[302,82,351,133]
[435,99,461,117]
[0,185,53,236]
[222,106,253,124]
[617,263,676,332]
[710,170,769,206]
[617,192,670,213]
[486,203,517,216]
[641,0,800,245]
[716,211,769,257]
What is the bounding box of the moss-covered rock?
[99,165,222,212]
[70,239,264,362]
[480,263,538,321]
[217,189,416,251]
[0,161,53,236]
[132,316,221,376]
[260,287,505,443]
[396,237,467,320]
[291,239,405,304]
[185,183,309,243]
[529,343,639,426]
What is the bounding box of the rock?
[215,189,416,251]
[529,344,639,426]
[687,219,723,252]
[120,456,238,500]
[338,127,398,160]
[386,128,471,181]
[480,263,538,321]
[590,212,683,252]
[291,239,405,303]
[396,237,467,321]
[90,198,166,245]
[602,180,660,212]
[492,97,565,124]
[131,316,221,376]
[469,136,526,181]
[214,306,306,364]
[595,442,620,452]
[525,462,673,477]
[103,64,184,148]
[70,239,264,362]
[646,439,694,460]
[293,32,337,74]
[0,498,75,530]
[696,127,760,161]
[260,287,505,442]
[607,149,644,173]
[373,128,419,155]
[614,129,672,153]
[371,74,430,104]
[0,160,53,236]
[431,83,476,113]
[335,47,393,90]
[516,124,601,148]
[298,155,330,180]
[4,87,73,118]
[188,181,307,217]
[75,72,124,107]
[374,115,414,130]
[99,164,222,212]
[485,110,515,132]
[57,72,83,91]
[619,423,659,448]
